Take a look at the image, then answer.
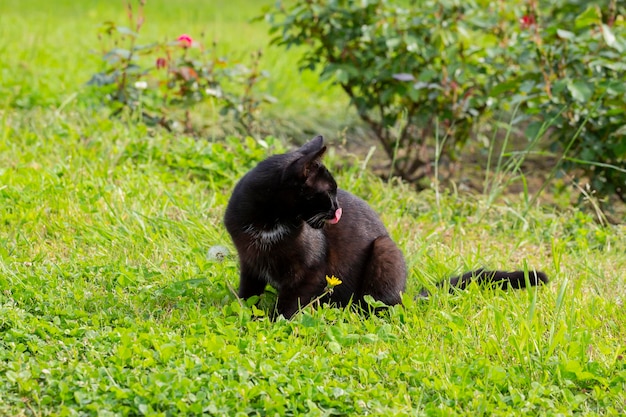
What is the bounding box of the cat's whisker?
[306,212,328,229]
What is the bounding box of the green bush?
[262,0,502,184]
[496,2,626,202]
[263,0,626,201]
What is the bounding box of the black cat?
[224,136,548,318]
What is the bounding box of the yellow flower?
[325,275,342,287]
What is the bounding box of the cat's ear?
[286,136,327,181]
[297,135,325,155]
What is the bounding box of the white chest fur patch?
[244,224,289,249]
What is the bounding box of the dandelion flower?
[325,275,342,288]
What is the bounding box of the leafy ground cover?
[1,0,625,415]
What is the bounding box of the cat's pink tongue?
[328,208,342,225]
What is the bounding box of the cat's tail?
[419,268,548,298]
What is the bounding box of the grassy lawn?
[1,0,625,415]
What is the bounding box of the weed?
[87,1,270,135]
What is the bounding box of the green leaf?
[611,124,626,137]
[363,295,387,308]
[244,295,260,306]
[567,80,593,102]
[116,26,139,37]
[524,121,543,140]
[334,68,349,84]
[251,305,265,317]
[386,37,401,49]
[104,48,132,61]
[392,73,415,82]
[602,24,624,53]
[262,94,278,103]
[605,81,626,95]
[575,6,601,29]
[556,29,575,40]
[489,79,520,97]
[132,42,158,52]
[86,71,118,86]
[327,341,342,354]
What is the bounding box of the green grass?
[1,0,626,416]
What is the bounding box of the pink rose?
[156,57,167,69]
[520,14,536,29]
[177,34,193,48]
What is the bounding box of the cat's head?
[282,135,342,229]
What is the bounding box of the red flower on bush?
[177,34,193,48]
[156,57,167,69]
[520,14,536,29]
